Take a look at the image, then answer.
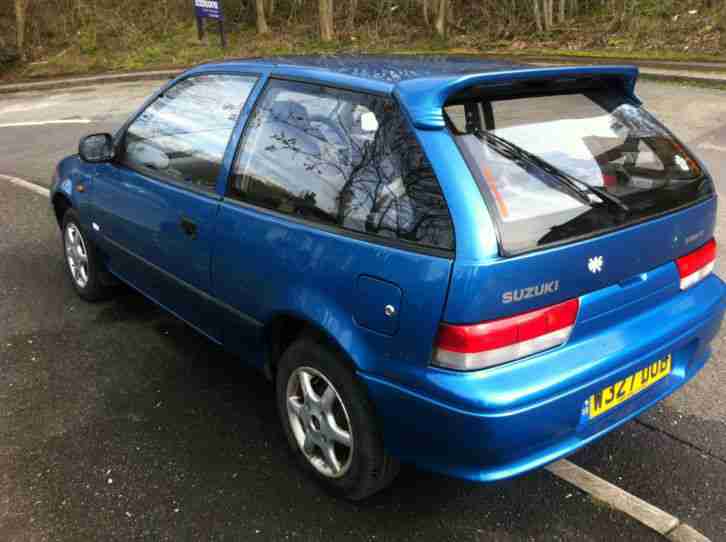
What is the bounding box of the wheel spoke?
[321,386,336,410]
[287,395,304,417]
[299,372,319,406]
[302,433,316,454]
[326,416,352,447]
[321,442,341,474]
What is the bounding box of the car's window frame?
[112,71,261,199]
[222,75,456,258]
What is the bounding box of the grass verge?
[2,20,726,84]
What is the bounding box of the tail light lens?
[433,298,579,371]
[676,239,716,290]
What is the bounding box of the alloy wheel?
[65,222,89,289]
[286,366,354,479]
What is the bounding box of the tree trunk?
[15,0,29,61]
[434,0,447,37]
[348,0,357,27]
[255,0,269,34]
[559,0,566,22]
[422,0,429,26]
[265,0,275,18]
[533,0,543,31]
[319,0,334,42]
[545,0,553,28]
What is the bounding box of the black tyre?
[276,335,399,500]
[61,209,113,302]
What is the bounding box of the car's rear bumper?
[360,274,726,482]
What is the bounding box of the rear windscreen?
[446,90,714,255]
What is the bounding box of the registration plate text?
[588,355,672,419]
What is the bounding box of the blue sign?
[194,0,223,20]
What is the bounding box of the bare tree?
[422,0,430,26]
[533,0,543,31]
[256,0,269,34]
[319,0,334,41]
[434,0,447,37]
[544,0,553,29]
[348,0,357,27]
[14,0,30,61]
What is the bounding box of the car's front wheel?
[61,209,113,302]
[276,336,399,500]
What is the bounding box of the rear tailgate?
[444,196,717,324]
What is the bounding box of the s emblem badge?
[588,256,604,274]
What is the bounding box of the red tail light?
[676,239,716,290]
[434,298,580,371]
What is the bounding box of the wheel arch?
[263,311,360,380]
[52,192,74,228]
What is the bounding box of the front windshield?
[447,90,712,254]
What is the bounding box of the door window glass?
[121,74,257,193]
[229,79,454,251]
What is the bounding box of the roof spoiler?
[394,65,640,130]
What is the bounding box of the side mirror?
[79,133,114,163]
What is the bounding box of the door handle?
[180,216,198,239]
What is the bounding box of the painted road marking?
[0,172,713,542]
[547,460,711,542]
[0,174,50,198]
[698,142,726,153]
[0,119,92,128]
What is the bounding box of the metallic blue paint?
[50,55,726,484]
[445,197,718,323]
[353,275,403,336]
[209,199,452,375]
[361,275,724,481]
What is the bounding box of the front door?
[91,73,259,340]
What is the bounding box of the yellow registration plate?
[588,354,672,419]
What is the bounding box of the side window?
[121,74,257,193]
[228,80,454,251]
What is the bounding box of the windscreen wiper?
[475,130,630,214]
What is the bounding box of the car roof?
[194,54,640,130]
[211,54,529,83]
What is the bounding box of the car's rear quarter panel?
[210,201,453,377]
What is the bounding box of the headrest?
[269,100,311,131]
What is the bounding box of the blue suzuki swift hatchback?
[51,55,725,499]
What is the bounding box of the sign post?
[194,0,226,48]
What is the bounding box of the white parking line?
[0,172,713,542]
[0,174,50,198]
[547,460,711,542]
[0,119,92,128]
[698,142,726,153]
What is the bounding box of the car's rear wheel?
[61,209,113,302]
[276,336,399,500]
